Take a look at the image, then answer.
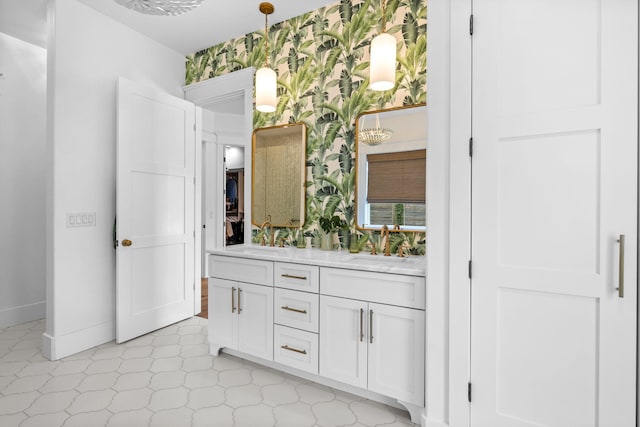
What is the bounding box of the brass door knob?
[122,239,132,247]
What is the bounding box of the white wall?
[44,0,186,359]
[0,33,47,328]
[225,146,244,170]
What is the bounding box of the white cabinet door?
[209,278,237,350]
[367,303,424,406]
[237,282,273,361]
[472,1,637,426]
[319,296,367,389]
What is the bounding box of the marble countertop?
[207,244,426,276]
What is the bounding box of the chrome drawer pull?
[281,345,307,355]
[281,274,307,281]
[281,305,307,314]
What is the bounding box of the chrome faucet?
[381,225,391,256]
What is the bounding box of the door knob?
[122,239,132,247]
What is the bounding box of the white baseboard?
[424,417,448,427]
[42,320,114,360]
[0,301,45,329]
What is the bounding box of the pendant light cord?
[264,13,269,68]
[381,0,387,33]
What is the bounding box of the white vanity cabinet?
[208,250,425,423]
[208,256,274,361]
[319,267,425,406]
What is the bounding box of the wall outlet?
[66,212,96,227]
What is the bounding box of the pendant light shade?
[369,0,396,91]
[256,66,277,113]
[256,2,277,113]
[369,32,396,91]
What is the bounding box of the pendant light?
[256,2,277,113]
[369,0,396,91]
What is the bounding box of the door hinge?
[469,137,473,157]
[468,382,472,402]
[468,260,472,279]
[470,14,474,36]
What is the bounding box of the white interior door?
[471,1,637,426]
[116,77,197,343]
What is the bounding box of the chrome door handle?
[238,288,242,313]
[617,235,625,298]
[369,309,374,344]
[359,308,364,342]
[231,287,236,313]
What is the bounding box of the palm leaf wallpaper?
[186,0,426,252]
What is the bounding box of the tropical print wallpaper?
[185,0,426,254]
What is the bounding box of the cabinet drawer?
[274,325,318,375]
[320,268,425,310]
[274,288,319,333]
[209,255,273,286]
[274,262,319,293]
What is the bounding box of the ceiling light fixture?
[255,2,277,113]
[369,0,396,91]
[113,0,205,16]
[359,114,393,146]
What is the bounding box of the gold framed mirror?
[252,123,307,227]
[355,104,426,232]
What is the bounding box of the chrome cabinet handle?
[369,309,374,344]
[617,235,625,298]
[238,288,242,313]
[281,274,307,281]
[231,287,236,313]
[281,345,307,355]
[359,308,364,342]
[281,306,307,314]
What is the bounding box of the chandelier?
[114,0,205,16]
[359,114,393,146]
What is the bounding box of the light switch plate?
[66,212,96,227]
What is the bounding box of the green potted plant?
[318,215,343,251]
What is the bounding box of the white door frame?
[184,68,255,261]
[448,0,473,426]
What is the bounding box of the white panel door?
[319,296,368,389]
[209,278,238,350]
[117,77,196,343]
[367,303,425,406]
[471,1,637,426]
[237,282,273,360]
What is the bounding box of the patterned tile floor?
[0,317,418,427]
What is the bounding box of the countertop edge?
[206,246,426,277]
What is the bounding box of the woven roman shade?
[367,149,426,203]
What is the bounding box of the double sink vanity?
[207,245,426,422]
